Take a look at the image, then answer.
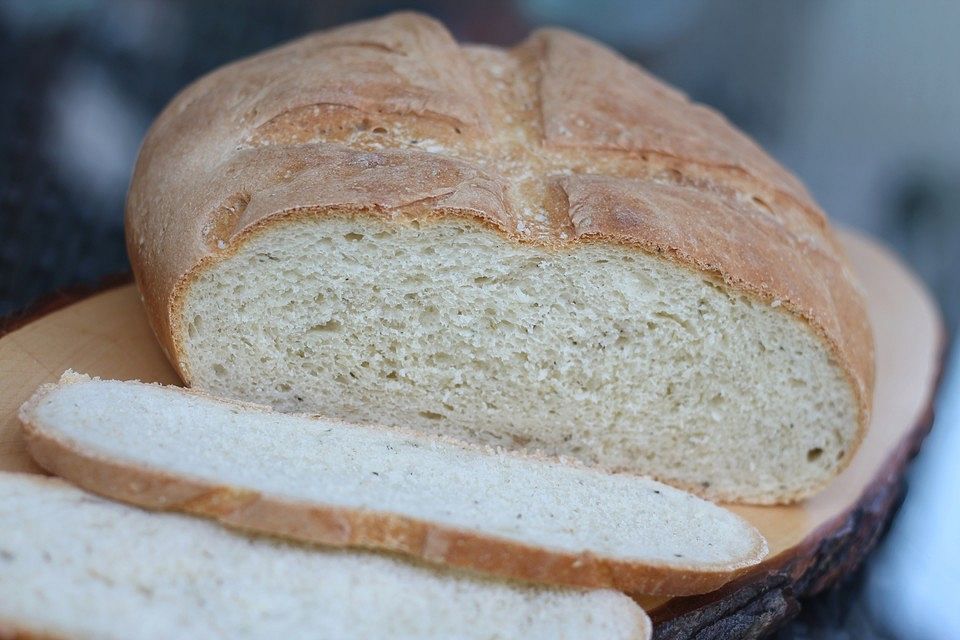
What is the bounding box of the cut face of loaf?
[126,12,874,504]
[20,374,767,596]
[0,473,651,640]
[180,216,861,504]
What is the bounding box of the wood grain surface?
[0,231,945,638]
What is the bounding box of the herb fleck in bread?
[0,472,650,640]
[20,373,767,596]
[125,11,874,504]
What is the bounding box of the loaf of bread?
[20,373,766,596]
[0,472,651,639]
[126,11,874,504]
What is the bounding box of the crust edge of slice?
[18,373,768,597]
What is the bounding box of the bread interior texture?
[28,379,764,575]
[181,215,857,503]
[0,475,647,639]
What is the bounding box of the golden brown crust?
[125,11,873,497]
[19,379,766,597]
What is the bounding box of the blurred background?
[0,1,957,638]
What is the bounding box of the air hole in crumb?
[343,232,364,241]
[419,411,445,420]
[308,319,341,333]
[807,447,824,462]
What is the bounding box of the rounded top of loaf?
[125,11,873,435]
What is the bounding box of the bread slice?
[0,472,651,639]
[126,12,873,504]
[20,373,766,596]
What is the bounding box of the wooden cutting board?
[0,231,945,639]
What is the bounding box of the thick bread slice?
[20,373,767,596]
[0,472,650,640]
[126,12,873,505]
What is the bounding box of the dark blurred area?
[1,1,957,638]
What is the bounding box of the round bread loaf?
[126,11,874,504]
